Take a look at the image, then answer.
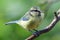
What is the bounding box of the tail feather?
[5,20,18,25]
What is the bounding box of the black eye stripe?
[30,10,41,16]
[30,10,41,13]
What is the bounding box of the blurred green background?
[0,0,60,40]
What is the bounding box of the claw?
[33,31,40,36]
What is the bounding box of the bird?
[5,6,44,32]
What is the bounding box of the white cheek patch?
[30,12,39,16]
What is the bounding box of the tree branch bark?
[25,10,60,40]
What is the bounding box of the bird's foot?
[33,30,40,36]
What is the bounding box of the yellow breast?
[17,17,42,30]
[26,17,41,30]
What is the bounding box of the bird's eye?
[29,10,41,17]
[31,10,41,16]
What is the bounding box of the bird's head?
[29,6,42,17]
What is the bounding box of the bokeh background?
[0,0,60,40]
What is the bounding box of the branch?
[26,9,60,40]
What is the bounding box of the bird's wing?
[20,12,30,21]
[20,16,30,21]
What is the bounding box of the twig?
[26,10,60,40]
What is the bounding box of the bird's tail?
[5,20,18,25]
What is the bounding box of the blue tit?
[5,6,44,31]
